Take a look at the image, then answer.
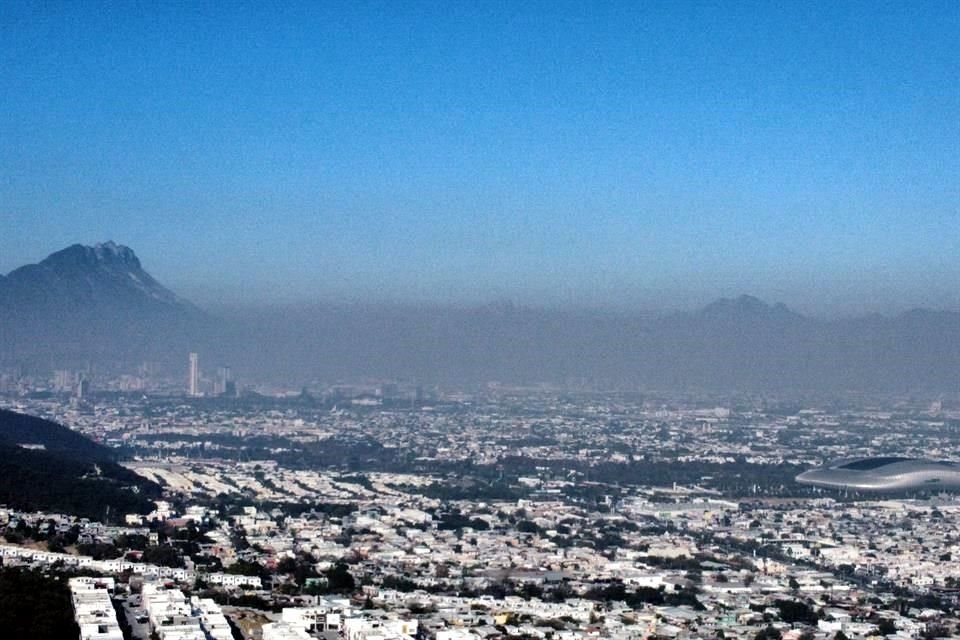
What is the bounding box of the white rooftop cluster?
[0,544,261,589]
[70,577,123,640]
[190,595,233,640]
[261,621,313,640]
[141,584,231,640]
[142,584,202,640]
[268,606,417,640]
[343,616,419,640]
[279,598,353,633]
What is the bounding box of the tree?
[921,623,950,639]
[0,567,80,639]
[141,545,184,568]
[876,618,896,636]
[115,533,148,551]
[224,559,264,578]
[519,582,543,600]
[550,581,574,602]
[325,563,355,593]
[775,599,816,625]
[77,543,122,561]
[754,626,781,640]
[516,520,540,534]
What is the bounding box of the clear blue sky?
[2,1,958,315]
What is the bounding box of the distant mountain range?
[2,243,959,392]
[0,409,160,519]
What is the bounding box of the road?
[117,595,151,640]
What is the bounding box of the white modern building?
[188,352,200,397]
[70,577,123,640]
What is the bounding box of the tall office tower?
[75,377,90,400]
[54,369,75,392]
[188,352,200,397]
[215,366,233,396]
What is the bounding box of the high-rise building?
[215,366,233,396]
[188,352,200,397]
[54,369,76,392]
[75,377,90,399]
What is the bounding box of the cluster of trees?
[582,581,705,610]
[435,511,491,532]
[0,409,114,461]
[0,567,78,640]
[0,444,158,520]
[141,544,185,568]
[408,480,526,502]
[495,455,808,497]
[250,554,358,595]
[377,574,416,592]
[771,599,818,625]
[7,515,228,571]
[0,410,161,521]
[305,562,356,594]
[2,518,79,547]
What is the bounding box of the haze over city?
[7,4,960,640]
[3,1,959,316]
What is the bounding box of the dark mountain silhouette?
[0,242,205,369]
[2,244,960,392]
[696,294,800,321]
[1,242,186,310]
[0,409,160,518]
[0,408,114,463]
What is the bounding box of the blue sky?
[1,1,958,314]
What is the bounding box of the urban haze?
[1,3,960,640]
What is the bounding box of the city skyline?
[4,4,960,636]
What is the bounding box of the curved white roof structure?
[796,457,960,492]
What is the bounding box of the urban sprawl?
[3,363,960,640]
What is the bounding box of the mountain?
[0,408,114,463]
[0,409,160,519]
[2,243,960,392]
[1,241,190,311]
[212,297,960,392]
[0,242,205,369]
[696,294,800,321]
